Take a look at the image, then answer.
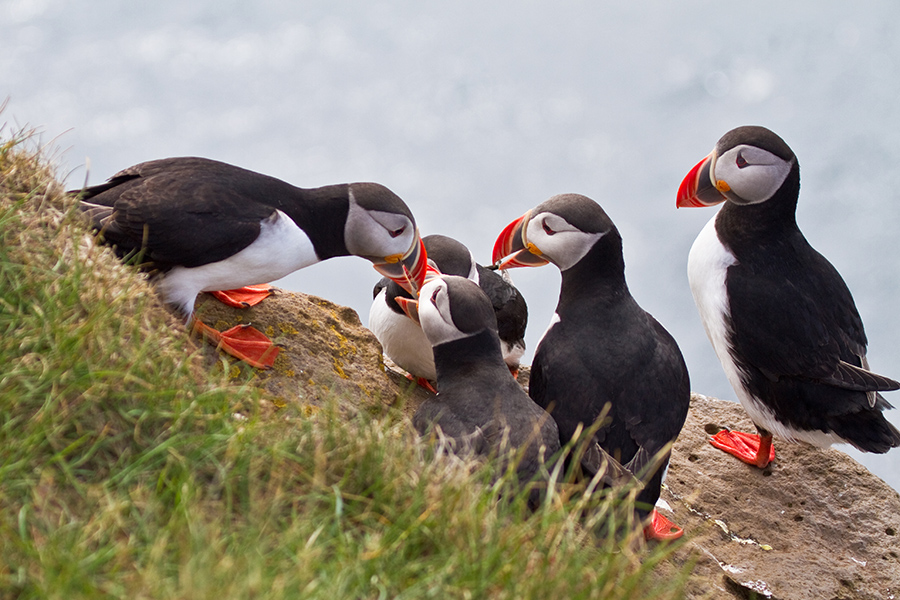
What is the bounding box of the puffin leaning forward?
[677,125,900,468]
[75,157,428,367]
[369,234,527,391]
[413,274,558,508]
[493,194,690,540]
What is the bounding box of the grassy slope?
[0,125,689,600]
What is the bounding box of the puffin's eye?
[389,226,406,238]
[542,219,556,236]
[736,152,749,169]
[430,286,441,306]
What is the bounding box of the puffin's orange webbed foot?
[211,284,274,308]
[644,508,684,541]
[192,319,280,369]
[709,429,775,468]
[403,373,437,394]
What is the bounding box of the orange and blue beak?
[392,263,443,324]
[373,231,429,296]
[393,296,420,324]
[676,151,728,208]
[491,210,551,269]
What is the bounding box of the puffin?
[75,157,428,367]
[677,125,900,468]
[369,234,527,390]
[413,274,558,507]
[492,194,690,540]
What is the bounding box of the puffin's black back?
[75,157,351,270]
[475,264,528,346]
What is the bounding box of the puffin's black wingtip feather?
[824,361,900,392]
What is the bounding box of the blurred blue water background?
[4,0,898,490]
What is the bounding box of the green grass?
[0,121,690,599]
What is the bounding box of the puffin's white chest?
[687,215,746,398]
[158,209,319,314]
[534,312,561,357]
[368,288,436,380]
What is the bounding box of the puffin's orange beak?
[676,151,727,208]
[393,263,443,325]
[373,232,428,295]
[491,210,550,269]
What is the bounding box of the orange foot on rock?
[644,509,683,541]
[192,319,280,369]
[709,429,775,468]
[404,373,437,394]
[211,285,274,308]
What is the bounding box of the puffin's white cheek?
[542,231,604,271]
[418,299,443,341]
[715,146,792,205]
[398,229,415,254]
[420,304,467,346]
[344,206,380,257]
[727,165,792,204]
[417,282,464,346]
[344,203,414,258]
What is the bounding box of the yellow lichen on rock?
[332,357,348,379]
[191,288,425,416]
[271,352,292,373]
[278,322,299,335]
[328,323,357,359]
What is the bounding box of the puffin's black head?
[418,275,498,347]
[677,125,798,208]
[350,182,416,222]
[422,234,477,279]
[344,182,428,295]
[492,193,618,272]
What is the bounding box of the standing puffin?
[493,194,690,540]
[369,234,527,390]
[677,125,900,468]
[413,275,558,506]
[75,157,428,367]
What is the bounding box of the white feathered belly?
[157,209,319,314]
[368,289,436,380]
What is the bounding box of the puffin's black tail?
[73,192,146,266]
[69,173,139,232]
[77,200,114,231]
[829,393,900,453]
[67,171,140,204]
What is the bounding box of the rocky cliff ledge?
[194,287,900,600]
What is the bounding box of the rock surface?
[194,287,900,600]
[660,393,900,600]
[193,290,434,418]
